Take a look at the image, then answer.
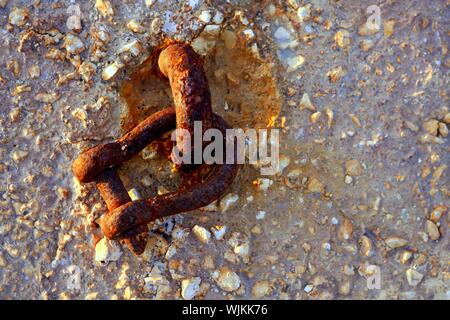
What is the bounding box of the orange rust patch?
[120,37,281,132]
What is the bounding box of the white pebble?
[192,225,211,244]
[94,238,122,264]
[254,178,273,191]
[242,29,255,40]
[203,25,221,37]
[215,268,241,292]
[102,61,124,81]
[286,55,305,72]
[118,39,143,57]
[297,6,311,20]
[198,11,212,23]
[256,211,266,220]
[181,277,201,300]
[274,26,291,40]
[213,11,224,24]
[304,284,314,293]
[220,193,239,212]
[128,188,142,200]
[277,155,290,173]
[210,225,227,240]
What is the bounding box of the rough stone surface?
[0,0,447,300]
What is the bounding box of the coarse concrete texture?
[0,0,448,299]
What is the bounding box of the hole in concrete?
[117,37,282,201]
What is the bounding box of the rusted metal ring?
[96,168,149,254]
[72,43,239,255]
[98,112,237,240]
[73,108,237,253]
[73,107,176,184]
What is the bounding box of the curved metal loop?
[72,43,238,255]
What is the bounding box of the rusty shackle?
[72,43,239,255]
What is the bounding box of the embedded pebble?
[192,225,211,244]
[297,6,311,21]
[338,218,353,240]
[345,159,364,176]
[210,225,227,240]
[12,150,29,162]
[384,20,395,37]
[219,193,239,212]
[95,0,114,17]
[102,61,124,81]
[118,40,143,58]
[94,238,122,264]
[310,112,321,123]
[299,93,315,111]
[63,33,85,55]
[359,39,374,51]
[277,155,290,174]
[242,29,255,40]
[35,92,60,103]
[304,284,314,293]
[253,178,273,191]
[214,268,241,292]
[28,65,40,79]
[181,277,201,300]
[400,251,413,264]
[66,5,82,32]
[327,66,346,82]
[198,11,212,23]
[252,280,271,298]
[443,113,450,124]
[306,177,325,194]
[335,30,351,49]
[385,237,408,249]
[274,26,291,40]
[426,220,440,241]
[358,21,380,36]
[286,55,305,72]
[9,7,29,27]
[204,25,221,37]
[144,0,155,7]
[359,236,373,257]
[338,279,352,296]
[438,122,448,137]
[430,205,446,223]
[423,119,439,136]
[212,11,224,24]
[406,269,423,287]
[127,20,145,33]
[201,201,219,212]
[78,61,97,82]
[256,210,266,220]
[228,233,250,263]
